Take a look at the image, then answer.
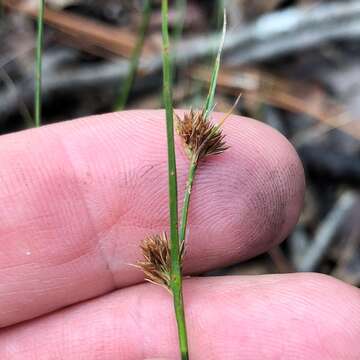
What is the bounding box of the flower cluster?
[175,110,229,162]
[138,233,172,288]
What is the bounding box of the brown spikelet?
[175,110,229,161]
[138,232,172,289]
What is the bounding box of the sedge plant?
[161,0,189,357]
[35,0,45,127]
[114,0,151,111]
[177,12,228,257]
[138,3,229,359]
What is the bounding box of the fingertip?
[193,112,305,260]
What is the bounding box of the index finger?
[0,110,304,327]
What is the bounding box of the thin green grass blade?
[114,0,151,111]
[215,0,225,28]
[35,0,45,127]
[161,0,179,255]
[203,10,227,119]
[161,1,189,358]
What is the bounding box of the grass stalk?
[140,6,226,359]
[35,0,45,127]
[215,0,225,28]
[204,11,227,119]
[179,12,227,248]
[161,1,189,359]
[179,157,196,247]
[114,0,151,110]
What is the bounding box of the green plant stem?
[114,0,151,110]
[204,11,227,119]
[176,158,197,360]
[180,9,227,247]
[161,1,189,359]
[179,157,197,246]
[35,0,45,127]
[172,282,189,360]
[215,0,225,28]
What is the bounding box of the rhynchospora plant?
[138,2,229,359]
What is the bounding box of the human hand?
[0,111,359,359]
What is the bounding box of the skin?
[0,110,359,359]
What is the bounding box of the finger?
[0,110,304,327]
[0,274,359,359]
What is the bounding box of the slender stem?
[162,0,178,253]
[204,11,227,119]
[215,0,225,28]
[177,157,197,360]
[35,0,45,127]
[161,1,189,359]
[179,158,197,245]
[114,0,151,110]
[172,282,189,360]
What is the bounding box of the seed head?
[175,110,229,162]
[138,232,172,289]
